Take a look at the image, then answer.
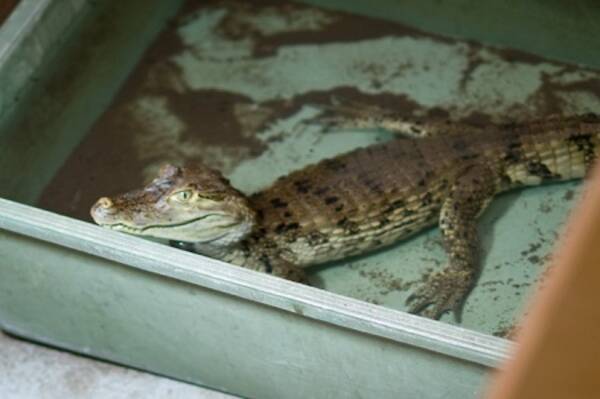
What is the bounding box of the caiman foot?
[406,268,474,320]
[272,264,310,284]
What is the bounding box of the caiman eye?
[171,190,193,203]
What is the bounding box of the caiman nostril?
[97,197,114,209]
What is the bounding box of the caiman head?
[90,164,256,246]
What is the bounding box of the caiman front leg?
[242,249,309,284]
[269,258,308,283]
[407,165,498,320]
[171,240,308,283]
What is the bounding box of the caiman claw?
[406,268,474,321]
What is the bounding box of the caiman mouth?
[99,214,224,233]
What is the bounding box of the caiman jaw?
[97,214,222,235]
[97,213,235,235]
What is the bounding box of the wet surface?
[35,0,600,335]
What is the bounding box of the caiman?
[90,110,600,319]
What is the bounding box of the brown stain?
[527,255,541,265]
[458,43,487,91]
[457,42,600,121]
[161,89,264,151]
[0,0,18,25]
[493,322,520,339]
[521,242,542,257]
[358,268,415,294]
[563,189,575,201]
[197,0,455,58]
[521,70,600,118]
[492,46,552,67]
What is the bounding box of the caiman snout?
[96,197,113,209]
[90,196,118,224]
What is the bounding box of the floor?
[0,331,238,399]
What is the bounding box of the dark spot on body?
[379,217,390,226]
[460,153,479,161]
[499,173,512,187]
[275,222,300,234]
[581,113,600,123]
[346,221,360,235]
[452,138,467,151]
[567,133,596,165]
[402,209,415,217]
[503,143,521,162]
[368,182,384,194]
[375,228,389,237]
[335,217,360,234]
[284,211,292,218]
[259,254,273,273]
[422,192,433,206]
[335,204,344,212]
[384,198,406,214]
[270,198,288,208]
[313,187,329,196]
[508,142,520,150]
[324,159,346,171]
[286,222,300,230]
[294,179,311,193]
[325,196,339,204]
[527,161,556,179]
[307,231,328,245]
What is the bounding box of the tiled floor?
[0,331,237,399]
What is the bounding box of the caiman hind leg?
[270,258,308,283]
[309,99,488,138]
[407,165,498,320]
[243,250,309,284]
